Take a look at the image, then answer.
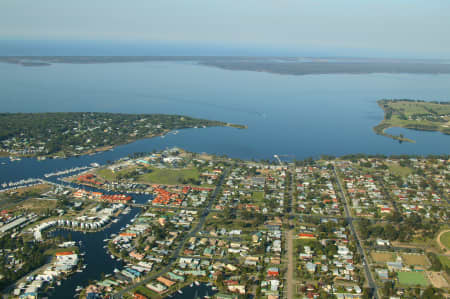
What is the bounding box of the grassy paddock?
[400,253,430,267]
[252,191,265,201]
[44,246,79,256]
[440,231,450,250]
[371,252,396,263]
[138,167,200,185]
[437,255,450,267]
[97,166,201,186]
[386,163,413,177]
[96,168,118,181]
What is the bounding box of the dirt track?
[436,230,450,255]
[426,271,449,288]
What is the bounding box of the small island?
[373,99,450,142]
[0,112,246,158]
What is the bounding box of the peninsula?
[0,113,246,158]
[373,99,450,143]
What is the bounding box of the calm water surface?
[1,61,449,164]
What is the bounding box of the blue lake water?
[1,61,450,170]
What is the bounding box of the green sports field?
[397,271,429,287]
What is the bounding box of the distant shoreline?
[2,56,450,76]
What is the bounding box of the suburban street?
[113,167,230,298]
[333,165,380,299]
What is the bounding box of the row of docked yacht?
[0,178,43,191]
[44,166,92,178]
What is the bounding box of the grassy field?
[97,166,201,186]
[400,254,430,267]
[387,101,450,117]
[437,255,450,267]
[440,231,450,250]
[19,198,59,212]
[96,167,138,181]
[138,167,200,185]
[386,163,413,177]
[96,168,118,181]
[371,252,397,263]
[44,246,79,256]
[397,271,430,287]
[252,191,265,201]
[12,183,52,195]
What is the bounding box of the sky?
[1,0,449,58]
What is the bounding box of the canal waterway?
[45,190,154,299]
[47,207,139,299]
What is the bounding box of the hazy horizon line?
[0,39,448,61]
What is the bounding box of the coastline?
[374,99,450,143]
[373,100,417,143]
[3,124,247,160]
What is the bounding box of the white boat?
[194,281,200,286]
[177,290,183,294]
[110,255,115,259]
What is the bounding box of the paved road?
[286,229,294,299]
[112,167,230,298]
[333,166,380,299]
[178,255,237,264]
[285,163,295,299]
